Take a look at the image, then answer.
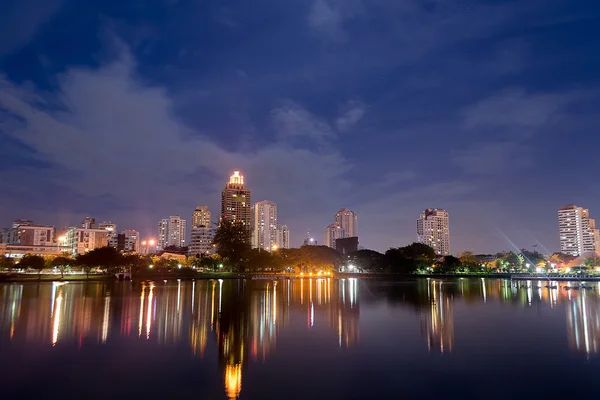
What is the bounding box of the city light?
[178,264,182,269]
[149,264,153,269]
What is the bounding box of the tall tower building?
[417,208,450,256]
[558,205,600,256]
[335,208,358,238]
[221,170,252,228]
[252,201,278,251]
[276,224,290,249]
[157,216,187,250]
[192,206,211,228]
[324,223,343,249]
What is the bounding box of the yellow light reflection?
[146,283,154,339]
[101,293,110,343]
[51,287,64,345]
[138,283,146,337]
[224,363,242,399]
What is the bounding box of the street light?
[178,264,182,269]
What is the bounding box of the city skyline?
[1,1,599,254]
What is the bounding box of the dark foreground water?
[1,278,600,399]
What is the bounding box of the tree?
[76,246,123,278]
[386,243,436,274]
[213,220,251,271]
[547,252,576,268]
[459,251,479,269]
[349,249,385,273]
[438,255,462,273]
[520,249,545,267]
[19,255,46,279]
[583,255,600,268]
[50,256,73,278]
[0,256,15,273]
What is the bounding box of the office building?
[252,200,278,251]
[221,170,252,228]
[417,208,450,256]
[559,205,600,257]
[157,216,187,250]
[192,206,211,228]
[98,222,118,248]
[2,224,54,246]
[276,224,290,249]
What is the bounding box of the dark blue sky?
[1,0,599,253]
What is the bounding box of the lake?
[1,277,600,399]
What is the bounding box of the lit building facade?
[3,224,54,246]
[157,216,187,250]
[189,226,215,257]
[417,208,450,256]
[122,230,140,253]
[559,205,600,257]
[276,224,290,249]
[334,208,358,238]
[65,227,111,255]
[324,223,343,249]
[221,170,252,229]
[192,206,211,228]
[252,201,277,251]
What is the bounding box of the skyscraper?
[189,226,215,257]
[221,170,252,228]
[157,216,187,250]
[417,208,450,256]
[558,205,600,256]
[276,224,290,249]
[324,223,343,249]
[324,208,358,249]
[252,201,278,251]
[192,206,211,228]
[335,208,358,238]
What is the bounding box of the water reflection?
[3,278,600,398]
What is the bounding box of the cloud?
[0,41,351,240]
[308,0,363,41]
[453,141,532,175]
[464,89,571,132]
[0,0,63,57]
[271,101,335,143]
[336,99,366,132]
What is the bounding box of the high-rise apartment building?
[157,216,187,250]
[192,206,211,228]
[324,223,344,249]
[189,226,215,257]
[417,208,450,256]
[98,221,118,248]
[252,201,278,251]
[82,217,96,229]
[335,208,358,238]
[276,224,290,249]
[324,209,358,249]
[558,205,600,257]
[221,170,252,228]
[122,230,140,253]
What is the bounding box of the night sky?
[1,0,599,254]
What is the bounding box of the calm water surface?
[1,278,600,399]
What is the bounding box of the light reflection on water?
[1,278,600,398]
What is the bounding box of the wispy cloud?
[336,99,366,132]
[0,0,63,57]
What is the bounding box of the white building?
[559,205,600,257]
[98,221,118,248]
[335,208,358,238]
[65,227,110,256]
[3,224,55,246]
[417,208,450,256]
[252,201,278,251]
[122,230,140,253]
[276,224,290,249]
[189,226,215,257]
[158,216,187,250]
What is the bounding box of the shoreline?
[2,272,600,283]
